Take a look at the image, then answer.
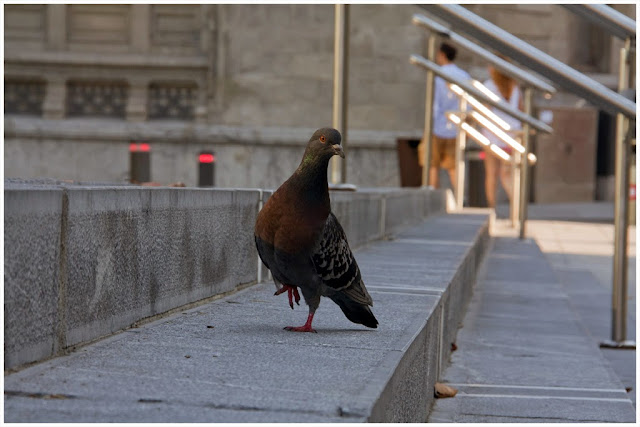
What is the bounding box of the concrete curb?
[366,213,491,422]
[4,117,422,149]
[4,181,446,371]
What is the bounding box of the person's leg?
[441,138,457,193]
[429,166,440,188]
[499,160,513,201]
[429,136,443,188]
[483,151,498,208]
[446,167,456,193]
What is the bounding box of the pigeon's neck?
[293,156,331,207]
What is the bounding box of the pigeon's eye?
[320,135,326,143]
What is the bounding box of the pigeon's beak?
[332,144,345,158]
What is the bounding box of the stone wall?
[4,4,429,130]
[4,4,635,195]
[4,117,408,188]
[4,180,446,370]
[534,107,599,203]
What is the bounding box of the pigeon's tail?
[329,293,378,329]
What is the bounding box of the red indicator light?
[479,151,486,160]
[199,153,215,163]
[139,143,151,152]
[129,143,138,152]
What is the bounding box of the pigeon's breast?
[256,199,327,256]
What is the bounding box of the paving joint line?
[455,393,631,403]
[445,383,628,394]
[459,412,613,422]
[367,286,444,295]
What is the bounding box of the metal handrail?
[419,4,636,118]
[412,14,556,96]
[411,54,552,216]
[562,4,636,349]
[409,55,552,133]
[561,5,637,349]
[446,93,532,218]
[419,3,636,347]
[562,4,636,40]
[446,112,536,165]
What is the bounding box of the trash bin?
[396,138,422,187]
[465,146,487,207]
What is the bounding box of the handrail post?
[421,34,437,187]
[602,37,635,349]
[331,4,349,184]
[518,87,533,238]
[455,98,467,210]
[510,152,520,227]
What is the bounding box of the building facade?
[4,4,634,194]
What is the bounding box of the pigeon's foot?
[284,312,316,333]
[274,285,300,309]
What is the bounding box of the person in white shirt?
[418,42,470,191]
[481,64,523,208]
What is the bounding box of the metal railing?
[411,13,554,234]
[410,55,553,215]
[419,4,636,349]
[331,4,349,186]
[412,14,556,96]
[419,4,635,118]
[446,99,538,213]
[562,4,636,350]
[410,56,551,133]
[562,4,636,40]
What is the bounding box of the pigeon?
[254,127,378,332]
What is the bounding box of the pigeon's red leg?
[284,311,317,333]
[292,287,301,305]
[274,285,300,309]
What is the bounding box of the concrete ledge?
[4,211,491,422]
[63,187,262,348]
[4,187,64,369]
[4,117,420,149]
[361,213,491,422]
[4,181,446,371]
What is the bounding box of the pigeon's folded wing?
[312,213,373,306]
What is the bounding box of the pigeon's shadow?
[232,320,376,335]
[312,328,377,334]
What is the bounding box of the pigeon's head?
[306,127,345,160]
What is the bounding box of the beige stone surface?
[3,4,635,190]
[534,107,599,203]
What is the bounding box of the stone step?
[428,235,636,423]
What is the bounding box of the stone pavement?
[526,216,636,409]
[429,202,636,422]
[4,213,489,423]
[509,201,636,407]
[5,200,636,423]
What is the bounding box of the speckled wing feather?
[312,213,373,306]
